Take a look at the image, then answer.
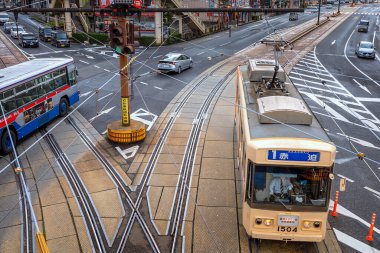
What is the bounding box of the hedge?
[165,32,182,45]
[139,36,156,46]
[72,32,109,44]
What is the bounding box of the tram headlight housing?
[303,221,312,229]
[255,218,262,225]
[264,219,273,226]
[302,220,322,230]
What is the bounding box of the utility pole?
[338,0,341,13]
[317,0,321,25]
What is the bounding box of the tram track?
[65,116,160,253]
[9,151,33,253]
[42,129,108,253]
[169,68,236,252]
[249,238,320,253]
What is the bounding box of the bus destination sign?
[268,150,320,162]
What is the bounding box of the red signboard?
[133,0,142,8]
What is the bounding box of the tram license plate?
[278,215,299,226]
[278,226,298,232]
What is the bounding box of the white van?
[0,12,10,25]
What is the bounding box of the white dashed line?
[219,42,231,46]
[103,69,111,72]
[197,51,205,55]
[364,186,380,196]
[98,93,113,101]
[337,174,354,183]
[154,86,162,90]
[79,60,90,64]
[153,55,162,59]
[140,81,148,85]
[94,65,100,69]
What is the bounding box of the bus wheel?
[59,98,69,117]
[1,129,16,154]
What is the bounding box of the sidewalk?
[0,30,28,69]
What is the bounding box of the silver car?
[158,53,193,74]
[355,41,376,59]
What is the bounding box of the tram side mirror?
[329,173,334,180]
[339,178,346,192]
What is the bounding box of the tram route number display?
[278,226,298,232]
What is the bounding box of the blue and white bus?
[0,58,79,153]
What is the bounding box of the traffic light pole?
[120,18,130,126]
[107,18,146,143]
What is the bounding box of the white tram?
[235,59,336,242]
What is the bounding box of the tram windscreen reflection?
[252,166,330,207]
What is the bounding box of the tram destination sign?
[268,150,320,162]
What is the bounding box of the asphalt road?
[3,9,332,136]
[289,4,380,252]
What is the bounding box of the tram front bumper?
[251,231,324,242]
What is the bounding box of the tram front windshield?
[252,165,330,207]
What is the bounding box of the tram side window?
[246,160,254,202]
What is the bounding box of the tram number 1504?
[278,226,298,232]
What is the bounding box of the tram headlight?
[264,219,273,226]
[314,221,321,228]
[303,221,312,229]
[255,218,262,225]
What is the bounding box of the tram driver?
[269,175,301,203]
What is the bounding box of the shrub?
[165,32,182,45]
[139,36,156,46]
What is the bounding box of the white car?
[157,53,193,74]
[0,12,9,25]
[10,26,26,39]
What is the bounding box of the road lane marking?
[357,97,380,102]
[116,146,139,160]
[353,79,371,94]
[364,186,380,196]
[337,174,354,182]
[103,69,111,72]
[373,30,376,44]
[153,55,162,59]
[334,229,380,253]
[329,201,380,234]
[94,65,100,68]
[79,91,92,98]
[139,81,148,85]
[79,60,90,64]
[85,55,95,59]
[336,133,380,149]
[89,106,115,122]
[219,42,231,46]
[344,28,380,87]
[97,92,113,101]
[331,39,336,45]
[196,51,205,55]
[154,86,162,90]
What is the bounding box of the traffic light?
[109,23,125,55]
[124,22,140,54]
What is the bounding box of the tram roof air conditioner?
[248,59,286,82]
[257,96,313,125]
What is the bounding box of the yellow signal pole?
[107,18,146,143]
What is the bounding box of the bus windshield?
[252,165,330,207]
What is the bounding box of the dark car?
[38,27,52,42]
[358,20,369,33]
[51,31,70,48]
[18,33,39,48]
[289,12,298,21]
[3,21,15,33]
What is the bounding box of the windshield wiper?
[276,197,292,211]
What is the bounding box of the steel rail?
[9,152,33,253]
[170,68,236,252]
[43,130,107,253]
[65,116,161,253]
